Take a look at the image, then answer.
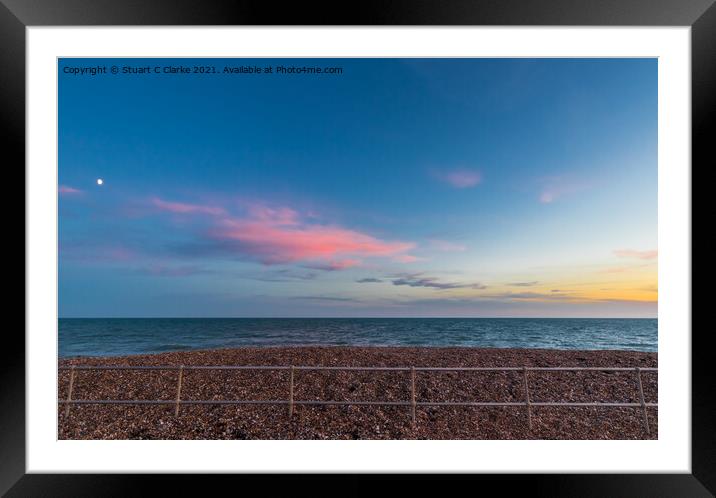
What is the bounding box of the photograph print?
[58,57,657,440]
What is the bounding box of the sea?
[58,318,657,357]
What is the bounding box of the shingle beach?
[58,347,657,440]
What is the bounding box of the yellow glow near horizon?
[435,261,658,304]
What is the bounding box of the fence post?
[289,365,295,418]
[635,367,650,435]
[174,366,184,416]
[65,366,76,417]
[410,367,417,424]
[523,367,532,431]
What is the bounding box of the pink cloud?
[59,185,82,195]
[213,219,414,265]
[392,254,423,263]
[208,203,416,266]
[437,169,482,189]
[148,197,417,269]
[151,197,226,216]
[614,249,658,260]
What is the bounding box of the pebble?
[58,346,657,440]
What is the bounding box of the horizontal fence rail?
[58,365,657,433]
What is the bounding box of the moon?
[96,178,104,185]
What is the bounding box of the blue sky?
[58,58,657,317]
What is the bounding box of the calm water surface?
[58,318,657,357]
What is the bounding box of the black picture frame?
[5,0,709,493]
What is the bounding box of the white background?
[26,27,691,473]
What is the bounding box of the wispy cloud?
[151,197,417,269]
[482,291,573,300]
[389,272,487,290]
[304,259,363,271]
[246,204,299,225]
[356,277,383,283]
[434,168,482,189]
[507,281,539,287]
[59,185,82,195]
[242,269,319,282]
[391,254,423,263]
[290,296,356,302]
[374,294,657,318]
[209,204,415,266]
[151,197,226,216]
[613,249,658,260]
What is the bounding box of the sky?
[58,58,657,318]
